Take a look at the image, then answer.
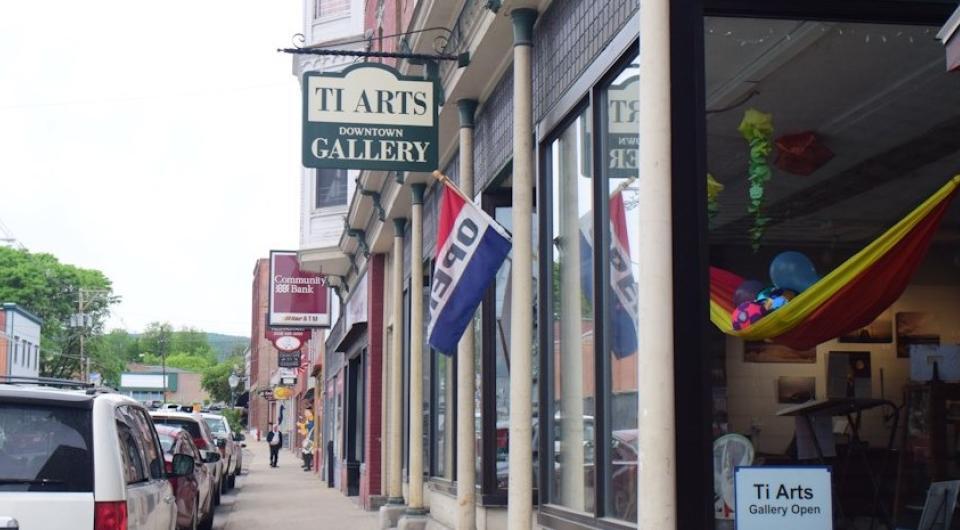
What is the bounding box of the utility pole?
[71,288,111,383]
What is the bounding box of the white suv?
[0,382,200,529]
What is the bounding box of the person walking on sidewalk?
[267,423,282,467]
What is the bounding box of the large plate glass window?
[598,53,641,524]
[545,106,596,514]
[703,15,960,530]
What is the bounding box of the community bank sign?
[302,63,438,172]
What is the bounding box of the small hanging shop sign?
[266,328,310,352]
[278,350,303,369]
[302,63,439,172]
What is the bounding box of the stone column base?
[379,503,406,529]
[397,513,428,530]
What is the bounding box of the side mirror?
[215,439,226,449]
[241,443,247,448]
[234,433,246,442]
[170,454,195,477]
[204,452,221,464]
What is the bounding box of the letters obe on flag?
[427,181,511,355]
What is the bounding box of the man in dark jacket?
[267,423,282,467]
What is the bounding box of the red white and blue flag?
[428,180,512,355]
[579,190,638,358]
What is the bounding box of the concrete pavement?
[213,440,379,530]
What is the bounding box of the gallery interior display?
[704,16,960,529]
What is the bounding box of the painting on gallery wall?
[827,351,872,399]
[838,309,893,344]
[777,376,816,404]
[744,341,817,363]
[896,312,940,358]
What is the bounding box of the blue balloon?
[733,279,765,306]
[770,251,820,293]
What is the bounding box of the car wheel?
[186,497,199,530]
[198,494,215,530]
[227,472,236,489]
[213,484,221,507]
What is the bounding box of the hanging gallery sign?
[269,250,331,328]
[734,466,832,530]
[302,63,439,172]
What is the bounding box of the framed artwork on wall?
[827,351,872,399]
[897,312,940,358]
[777,376,816,404]
[744,341,817,364]
[838,309,893,343]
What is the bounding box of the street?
[212,440,378,530]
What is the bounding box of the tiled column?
[507,8,537,530]
[455,98,479,530]
[381,219,407,528]
[400,183,428,530]
[637,0,677,527]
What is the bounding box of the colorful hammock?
[710,175,960,350]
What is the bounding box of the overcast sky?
[0,2,303,337]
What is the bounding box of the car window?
[127,408,164,480]
[0,402,93,492]
[158,433,175,454]
[203,417,228,435]
[151,417,202,439]
[116,420,147,484]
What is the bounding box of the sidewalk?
[213,440,380,530]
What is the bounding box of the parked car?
[201,413,244,491]
[155,425,216,530]
[0,381,196,529]
[150,411,226,506]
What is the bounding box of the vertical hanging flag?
[579,187,639,358]
[427,174,512,354]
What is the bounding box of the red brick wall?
[364,0,418,69]
[249,258,275,436]
[361,254,385,508]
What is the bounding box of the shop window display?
[704,16,960,530]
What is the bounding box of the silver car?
[200,414,243,491]
[0,383,201,529]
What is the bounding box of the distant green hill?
[206,333,249,361]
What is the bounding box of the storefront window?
[547,107,596,514]
[433,351,455,479]
[703,16,960,530]
[600,55,640,524]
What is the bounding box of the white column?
[456,98,479,530]
[507,8,537,530]
[389,218,407,503]
[407,183,427,514]
[637,0,677,528]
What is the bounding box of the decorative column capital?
[457,99,478,129]
[392,217,407,237]
[511,8,537,47]
[411,183,427,205]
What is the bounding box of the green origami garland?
[738,109,774,252]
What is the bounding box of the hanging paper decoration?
[737,109,774,252]
[707,173,724,223]
[774,131,834,176]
